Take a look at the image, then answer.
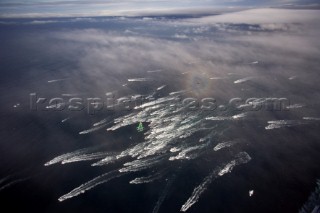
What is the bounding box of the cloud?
[6,8,319,106]
[1,0,319,18]
[25,8,317,106]
[183,8,320,24]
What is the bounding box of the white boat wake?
[44,87,318,211]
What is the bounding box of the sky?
[0,0,319,18]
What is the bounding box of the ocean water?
[1,11,320,213]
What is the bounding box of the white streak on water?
[265,120,310,130]
[205,116,230,121]
[91,155,118,166]
[303,117,320,121]
[206,113,247,121]
[119,155,165,173]
[286,104,305,109]
[134,96,176,109]
[219,152,251,176]
[130,170,167,184]
[61,117,70,123]
[128,78,151,82]
[289,76,297,80]
[180,168,220,212]
[58,170,124,202]
[157,85,167,91]
[169,142,209,161]
[209,77,226,80]
[61,152,110,164]
[47,89,256,209]
[131,94,143,100]
[218,161,237,176]
[147,69,163,73]
[46,103,64,109]
[0,177,29,192]
[48,78,68,83]
[214,140,240,151]
[169,90,187,96]
[79,124,107,134]
[0,176,10,185]
[181,152,251,212]
[152,176,175,213]
[232,112,247,119]
[93,119,107,127]
[62,93,78,97]
[234,77,255,84]
[44,148,96,166]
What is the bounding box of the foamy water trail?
[61,152,111,164]
[205,116,230,121]
[169,90,187,96]
[303,117,320,121]
[134,96,176,110]
[181,152,251,212]
[206,113,247,121]
[48,78,69,83]
[286,104,305,109]
[79,124,107,134]
[131,94,143,100]
[46,88,255,210]
[180,168,220,212]
[169,142,209,161]
[0,177,29,192]
[152,176,175,213]
[265,120,310,130]
[46,103,64,109]
[91,155,118,166]
[58,170,124,202]
[214,140,240,151]
[234,77,255,84]
[218,161,237,176]
[128,78,151,82]
[299,179,320,213]
[157,85,167,91]
[0,176,10,185]
[93,119,107,127]
[232,112,247,119]
[130,170,167,184]
[119,155,165,173]
[209,77,227,80]
[62,93,79,97]
[61,117,70,123]
[44,148,96,166]
[147,69,163,73]
[289,76,297,80]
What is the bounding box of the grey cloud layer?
[11,8,319,114]
[0,0,319,18]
